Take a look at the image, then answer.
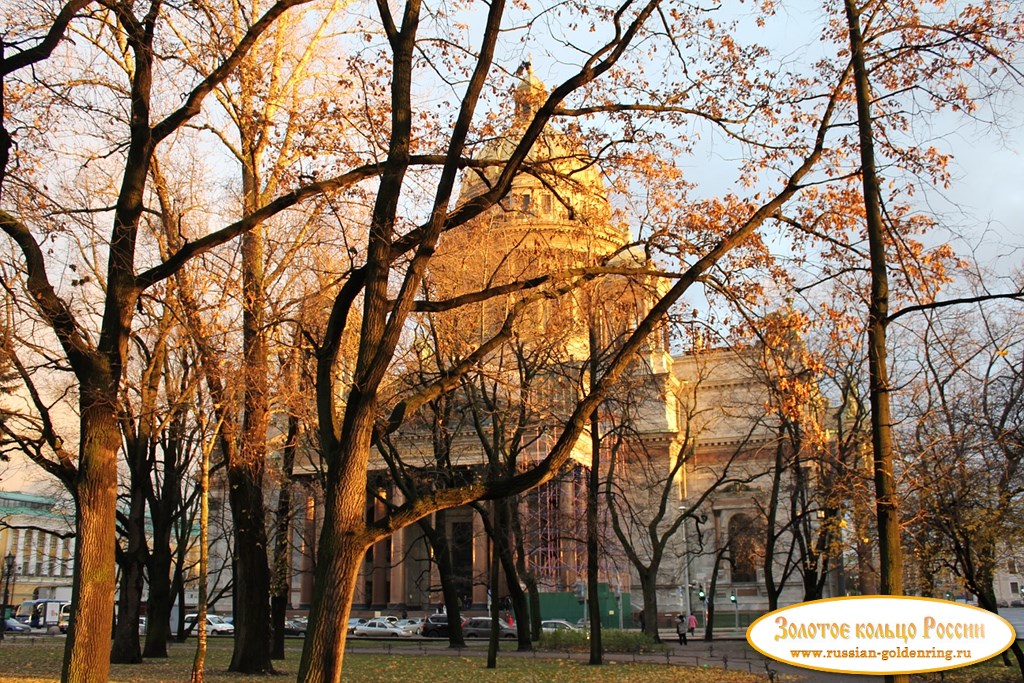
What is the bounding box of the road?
[350,608,1024,683]
[1000,607,1024,637]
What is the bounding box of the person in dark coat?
[676,614,688,644]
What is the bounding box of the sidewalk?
[654,631,884,682]
[350,633,885,683]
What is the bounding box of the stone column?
[388,489,406,610]
[560,474,576,590]
[471,508,488,608]
[353,555,368,607]
[370,495,389,608]
[299,493,316,607]
[428,513,440,609]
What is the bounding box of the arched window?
[728,513,763,583]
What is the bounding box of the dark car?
[462,616,516,639]
[421,613,454,638]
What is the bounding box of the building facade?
[0,490,75,611]
[277,68,834,625]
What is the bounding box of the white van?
[58,602,72,633]
[183,613,234,636]
[15,599,67,629]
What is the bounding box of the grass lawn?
[0,639,1021,682]
[1,640,764,683]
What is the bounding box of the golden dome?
[457,66,626,255]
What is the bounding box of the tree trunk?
[226,462,273,674]
[763,436,785,612]
[62,404,121,683]
[420,512,466,647]
[143,410,182,658]
[525,577,541,641]
[296,482,367,683]
[271,411,298,660]
[143,540,173,658]
[639,567,660,642]
[703,547,728,641]
[964,557,1024,679]
[586,322,602,663]
[111,475,147,664]
[493,497,531,650]
[172,531,190,643]
[189,429,211,683]
[844,3,905,681]
[510,502,542,641]
[486,528,500,669]
[228,145,273,671]
[270,591,287,660]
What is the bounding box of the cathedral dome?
[457,65,627,255]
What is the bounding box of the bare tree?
[603,343,765,640]
[900,302,1024,677]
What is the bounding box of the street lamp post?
[678,509,692,617]
[575,580,587,626]
[614,582,623,630]
[2,552,16,641]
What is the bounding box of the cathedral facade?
[274,69,837,627]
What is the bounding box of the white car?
[184,613,235,636]
[397,617,423,634]
[352,618,414,638]
[541,619,579,633]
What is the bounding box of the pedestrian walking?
[687,612,697,635]
[676,614,688,645]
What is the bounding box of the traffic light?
[945,591,952,600]
[698,588,706,601]
[729,592,737,603]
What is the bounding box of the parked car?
[5,617,31,633]
[347,617,368,634]
[421,613,457,638]
[541,619,578,633]
[58,603,72,633]
[397,617,423,634]
[283,618,307,635]
[183,614,235,636]
[352,618,414,638]
[462,616,516,639]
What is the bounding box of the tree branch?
[0,0,93,76]
[151,0,315,143]
[888,290,1024,324]
[0,210,97,377]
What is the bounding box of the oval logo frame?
[746,596,1017,675]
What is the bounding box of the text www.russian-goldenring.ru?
[789,648,971,662]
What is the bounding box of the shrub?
[602,629,666,654]
[539,628,666,654]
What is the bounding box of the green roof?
[0,491,55,505]
[0,491,67,517]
